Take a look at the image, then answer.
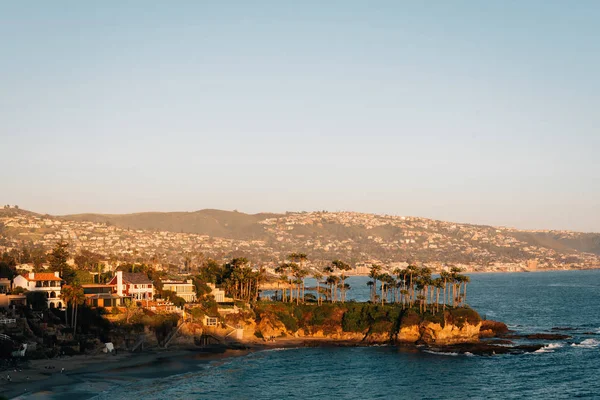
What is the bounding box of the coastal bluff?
[248,303,482,346]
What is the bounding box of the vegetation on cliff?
[252,302,481,343]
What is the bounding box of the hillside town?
[1,207,599,275]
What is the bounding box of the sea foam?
[571,339,600,348]
[534,343,563,353]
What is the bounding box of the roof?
[121,272,152,285]
[81,284,113,288]
[22,273,61,281]
[85,293,122,299]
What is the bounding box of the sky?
[1,1,599,232]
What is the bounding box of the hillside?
[58,209,600,257]
[1,207,599,271]
[62,209,278,240]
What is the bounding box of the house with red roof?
[13,271,63,308]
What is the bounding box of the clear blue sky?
[1,1,599,232]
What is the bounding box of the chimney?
[54,271,60,278]
[116,271,123,296]
[30,272,35,279]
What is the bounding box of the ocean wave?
[534,343,563,353]
[571,339,599,348]
[423,350,460,357]
[261,347,294,352]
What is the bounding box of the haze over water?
[46,270,600,399]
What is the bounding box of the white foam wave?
[261,347,293,352]
[534,343,563,353]
[423,350,460,357]
[571,339,599,348]
[464,352,475,357]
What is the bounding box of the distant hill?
[58,209,600,257]
[2,207,599,269]
[60,209,280,240]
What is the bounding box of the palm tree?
[326,275,340,302]
[313,272,323,305]
[291,265,308,304]
[61,285,84,333]
[288,253,308,299]
[275,263,291,302]
[450,266,463,307]
[331,260,351,303]
[432,277,444,313]
[455,273,470,306]
[369,264,382,303]
[419,267,432,312]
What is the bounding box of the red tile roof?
[23,272,62,281]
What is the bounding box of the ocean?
[52,271,600,399]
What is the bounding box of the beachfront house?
[108,271,154,300]
[12,272,63,308]
[161,279,196,303]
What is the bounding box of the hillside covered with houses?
[1,206,599,275]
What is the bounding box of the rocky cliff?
[249,303,482,345]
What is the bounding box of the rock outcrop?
[250,304,483,345]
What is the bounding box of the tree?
[26,291,48,311]
[275,263,291,302]
[326,275,340,302]
[74,250,101,271]
[61,285,84,332]
[450,266,463,307]
[369,264,382,303]
[288,253,308,302]
[124,298,140,324]
[162,290,186,308]
[332,260,351,303]
[313,272,323,305]
[0,261,16,280]
[48,241,76,284]
[440,271,451,310]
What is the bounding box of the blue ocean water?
[91,271,600,399]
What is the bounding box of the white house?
[108,271,154,300]
[13,272,63,308]
[207,283,232,303]
[162,280,196,303]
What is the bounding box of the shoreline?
[1,338,377,399]
[1,346,248,399]
[2,330,571,399]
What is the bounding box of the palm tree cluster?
[368,265,471,313]
[60,284,85,333]
[323,259,352,303]
[275,253,309,305]
[218,258,266,302]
